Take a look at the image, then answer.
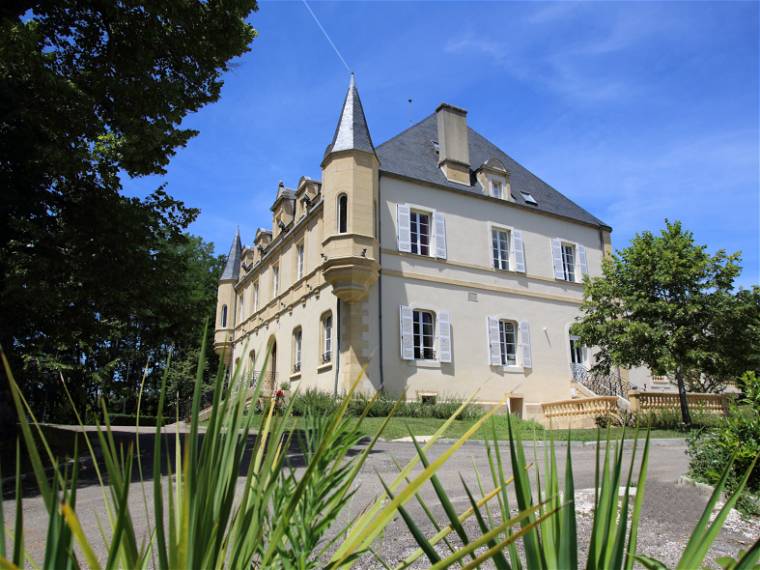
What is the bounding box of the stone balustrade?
[541,396,619,429]
[629,391,730,415]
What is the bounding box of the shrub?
[687,371,760,515]
[108,413,166,427]
[290,388,338,416]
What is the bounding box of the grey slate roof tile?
[324,74,375,157]
[220,228,242,281]
[376,114,608,228]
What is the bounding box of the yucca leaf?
[60,503,101,570]
[12,441,22,568]
[610,431,639,570]
[733,536,760,570]
[489,418,522,570]
[559,429,578,570]
[379,475,441,564]
[459,475,511,570]
[0,558,21,570]
[409,433,473,554]
[635,554,669,569]
[432,503,558,570]
[678,454,759,570]
[625,429,651,570]
[506,413,545,570]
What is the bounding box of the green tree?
[571,220,746,425]
[0,1,256,423]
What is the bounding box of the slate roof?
[324,74,375,158]
[376,114,608,228]
[220,228,242,281]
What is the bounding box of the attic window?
[431,140,439,154]
[520,192,538,205]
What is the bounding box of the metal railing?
[572,365,626,398]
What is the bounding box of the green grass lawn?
[218,414,685,442]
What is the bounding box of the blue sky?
[123,1,759,287]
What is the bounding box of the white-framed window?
[413,309,435,360]
[487,317,532,368]
[492,228,510,270]
[292,327,302,372]
[272,264,279,296]
[410,210,431,256]
[562,243,576,282]
[552,238,588,282]
[490,178,504,199]
[253,281,259,311]
[396,204,447,259]
[569,335,586,365]
[296,243,304,280]
[498,320,518,366]
[399,305,451,363]
[321,312,333,363]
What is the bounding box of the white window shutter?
[437,311,452,363]
[578,244,588,279]
[519,320,532,368]
[551,238,564,280]
[397,204,411,253]
[512,229,526,273]
[433,211,447,259]
[487,317,501,366]
[399,305,414,360]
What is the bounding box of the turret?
[320,74,379,302]
[214,228,242,361]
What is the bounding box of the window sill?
[289,371,302,381]
[410,359,441,369]
[317,362,333,373]
[503,365,524,374]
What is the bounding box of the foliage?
[596,409,723,430]
[0,0,257,427]
[572,220,754,424]
[688,372,760,515]
[289,389,484,421]
[2,339,759,569]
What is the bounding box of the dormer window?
[490,178,504,199]
[521,191,538,205]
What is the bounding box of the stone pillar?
[339,299,371,393]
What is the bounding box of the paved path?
[3,429,757,567]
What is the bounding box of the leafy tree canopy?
[0,1,257,424]
[572,220,758,424]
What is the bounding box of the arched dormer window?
[221,304,228,328]
[338,194,348,233]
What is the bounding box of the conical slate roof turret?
[220,228,242,281]
[324,74,375,158]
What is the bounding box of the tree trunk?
[675,368,692,426]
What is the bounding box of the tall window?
[272,264,279,296]
[569,336,585,365]
[292,327,302,372]
[498,320,517,366]
[492,229,510,270]
[296,243,304,280]
[412,309,435,360]
[238,293,244,321]
[321,313,333,363]
[253,281,259,311]
[561,243,576,282]
[490,179,503,199]
[410,211,430,256]
[338,194,348,233]
[221,305,228,327]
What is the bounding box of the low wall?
[629,391,730,416]
[540,396,618,429]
